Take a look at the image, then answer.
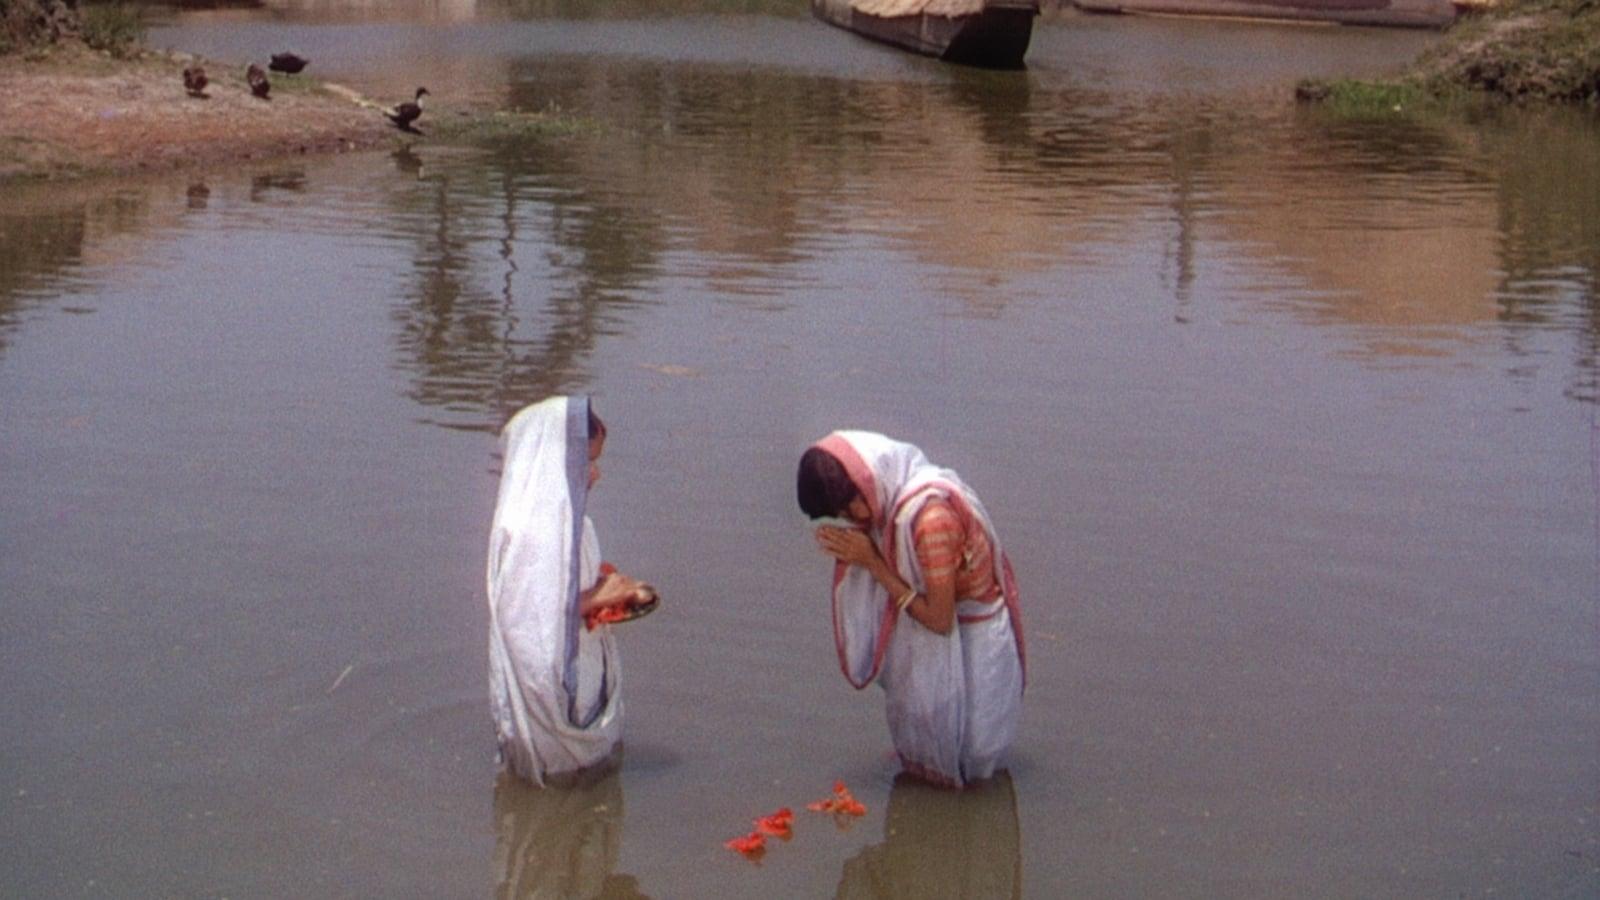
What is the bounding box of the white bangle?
[896,588,917,612]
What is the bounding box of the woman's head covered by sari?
[797,431,933,530]
[797,446,859,520]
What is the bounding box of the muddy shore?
[0,41,407,182]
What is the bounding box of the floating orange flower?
[806,781,866,817]
[754,807,794,837]
[724,830,767,856]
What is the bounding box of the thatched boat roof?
[849,0,986,18]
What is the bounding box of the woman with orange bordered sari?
[798,431,1025,787]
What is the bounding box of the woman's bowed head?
[799,444,955,635]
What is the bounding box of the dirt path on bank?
[0,44,403,181]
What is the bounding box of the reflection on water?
[492,769,650,899]
[392,144,426,177]
[1482,113,1600,402]
[0,205,88,357]
[187,181,212,209]
[372,55,1598,427]
[836,773,1022,900]
[385,139,664,432]
[250,168,311,200]
[4,51,1596,421]
[0,180,187,357]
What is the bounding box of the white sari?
[487,396,622,786]
[814,431,1026,786]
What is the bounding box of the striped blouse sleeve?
[912,499,964,588]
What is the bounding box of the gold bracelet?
[896,588,917,611]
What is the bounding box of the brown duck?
[247,63,271,100]
[182,65,208,98]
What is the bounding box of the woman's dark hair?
[797,447,860,519]
[587,404,606,442]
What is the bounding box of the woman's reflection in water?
[492,765,650,899]
[836,772,1022,900]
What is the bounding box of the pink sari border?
[816,435,899,689]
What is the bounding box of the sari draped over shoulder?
[487,396,622,786]
[815,430,1026,786]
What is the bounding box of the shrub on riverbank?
[1418,0,1599,102]
[1298,0,1600,107]
[2,0,80,55]
[79,2,143,58]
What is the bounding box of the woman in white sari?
[487,396,656,786]
[798,431,1025,787]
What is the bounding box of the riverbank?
[0,38,583,183]
[0,41,398,181]
[1297,0,1600,109]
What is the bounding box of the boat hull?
[811,0,1039,69]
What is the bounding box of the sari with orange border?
[813,430,1025,786]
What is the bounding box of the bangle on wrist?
[895,588,917,612]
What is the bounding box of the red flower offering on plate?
[585,604,631,629]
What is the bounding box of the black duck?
[386,87,429,131]
[268,52,309,74]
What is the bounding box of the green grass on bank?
[1293,79,1454,117]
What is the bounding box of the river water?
[2,3,1596,897]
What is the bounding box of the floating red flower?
[806,781,866,817]
[754,807,794,837]
[724,830,767,856]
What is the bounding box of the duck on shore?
[386,87,429,132]
[247,63,271,100]
[268,52,309,74]
[182,65,207,98]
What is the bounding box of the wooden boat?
[811,0,1040,69]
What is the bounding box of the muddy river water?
[2,3,1597,896]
